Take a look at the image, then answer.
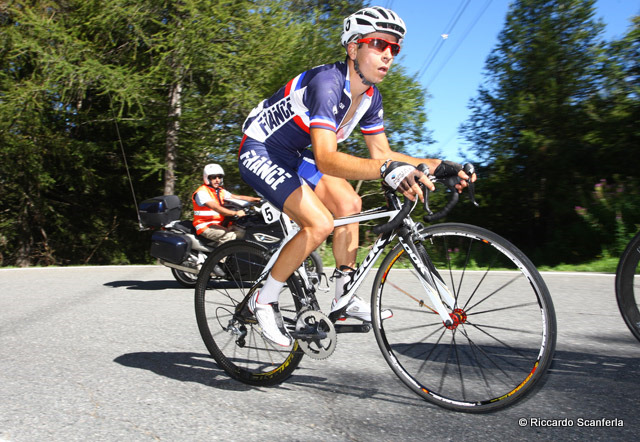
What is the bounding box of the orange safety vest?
[192,185,226,234]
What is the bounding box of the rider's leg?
[248,184,334,346]
[313,175,392,321]
[314,174,361,269]
[199,225,237,243]
[269,184,335,283]
[254,183,334,304]
[313,174,361,301]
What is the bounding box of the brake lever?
[462,163,479,207]
[416,164,434,215]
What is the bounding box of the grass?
[315,245,620,274]
[537,256,619,273]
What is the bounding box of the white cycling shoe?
[248,291,293,347]
[330,295,393,322]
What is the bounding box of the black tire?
[171,267,198,288]
[371,223,557,412]
[304,251,324,287]
[615,231,640,342]
[194,240,305,386]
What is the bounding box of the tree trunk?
[163,79,182,196]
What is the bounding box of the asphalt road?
[1,265,639,441]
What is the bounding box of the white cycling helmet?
[341,6,406,47]
[203,163,224,185]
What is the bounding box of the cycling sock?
[333,266,355,302]
[256,273,285,305]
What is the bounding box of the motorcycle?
[138,195,324,288]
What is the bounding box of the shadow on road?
[113,350,426,407]
[103,279,251,290]
[114,351,253,391]
[103,280,186,290]
[114,346,640,411]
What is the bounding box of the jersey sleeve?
[359,88,385,136]
[304,71,342,133]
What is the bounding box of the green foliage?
[575,179,640,257]
[0,0,429,266]
[460,0,639,264]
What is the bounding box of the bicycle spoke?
[470,301,539,316]
[372,223,556,412]
[195,241,305,386]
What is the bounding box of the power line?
[426,0,493,87]
[417,0,471,79]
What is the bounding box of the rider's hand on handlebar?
[433,160,477,193]
[236,209,246,218]
[380,160,434,202]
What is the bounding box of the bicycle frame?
[256,198,457,325]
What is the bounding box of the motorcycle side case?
[150,231,192,264]
[139,195,181,227]
[233,213,284,245]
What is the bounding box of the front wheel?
[194,240,305,386]
[371,223,557,412]
[615,231,640,342]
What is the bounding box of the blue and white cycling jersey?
[242,61,385,154]
[239,61,386,210]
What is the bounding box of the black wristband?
[380,159,393,178]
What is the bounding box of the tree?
[461,0,611,263]
[0,0,430,266]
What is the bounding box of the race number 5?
[261,202,280,224]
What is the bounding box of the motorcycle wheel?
[171,267,198,288]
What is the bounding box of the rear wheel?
[371,223,556,412]
[195,240,305,386]
[171,267,198,288]
[304,251,324,287]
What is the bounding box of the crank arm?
[290,331,328,340]
[334,323,372,334]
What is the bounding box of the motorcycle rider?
[193,163,261,243]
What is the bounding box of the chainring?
[294,310,337,360]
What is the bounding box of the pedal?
[334,323,372,334]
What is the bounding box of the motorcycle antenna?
[109,93,145,230]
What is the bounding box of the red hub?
[444,308,467,330]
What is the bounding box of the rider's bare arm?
[229,193,261,203]
[310,128,432,200]
[365,133,476,191]
[204,199,245,218]
[310,128,383,180]
[364,133,440,171]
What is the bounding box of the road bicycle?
[194,165,557,412]
[615,230,640,342]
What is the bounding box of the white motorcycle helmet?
[203,163,225,186]
[341,6,406,48]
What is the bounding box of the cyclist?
[238,6,475,346]
[193,163,261,243]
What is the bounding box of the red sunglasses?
[357,38,401,56]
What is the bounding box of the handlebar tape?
[373,197,413,235]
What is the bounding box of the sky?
[379,0,640,162]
